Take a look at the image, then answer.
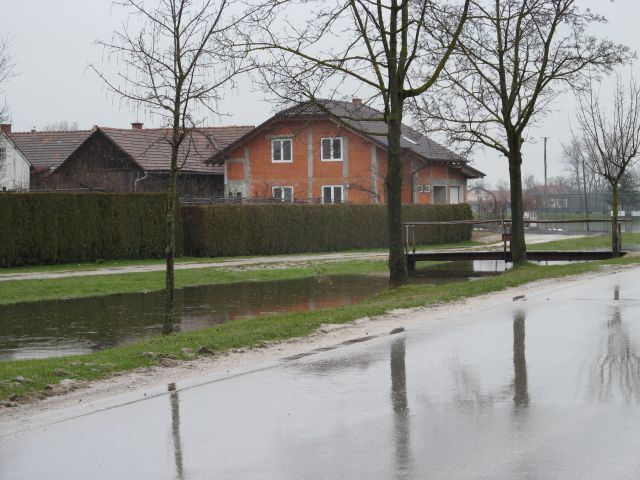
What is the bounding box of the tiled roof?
[280,100,467,164]
[9,126,253,174]
[207,100,485,179]
[9,130,93,170]
[99,126,253,174]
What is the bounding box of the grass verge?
[1,255,638,403]
[0,241,481,276]
[532,232,640,251]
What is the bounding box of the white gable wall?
[0,133,30,191]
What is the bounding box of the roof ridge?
[9,129,94,135]
[99,125,255,131]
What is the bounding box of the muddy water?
[1,265,481,361]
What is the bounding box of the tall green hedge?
[0,193,173,267]
[182,203,472,257]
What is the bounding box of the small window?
[228,184,244,198]
[322,185,343,204]
[321,138,343,161]
[272,186,293,203]
[272,139,292,163]
[449,186,460,204]
[0,147,6,161]
[415,184,424,193]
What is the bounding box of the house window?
[449,186,460,204]
[0,146,6,161]
[322,185,343,204]
[272,186,293,202]
[321,138,343,161]
[272,138,292,163]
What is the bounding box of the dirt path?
[0,233,582,282]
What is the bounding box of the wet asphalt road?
[2,267,640,479]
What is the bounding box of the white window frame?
[322,185,344,204]
[271,138,293,163]
[449,186,461,205]
[320,137,343,162]
[0,146,6,161]
[272,185,294,203]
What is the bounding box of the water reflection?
[448,310,530,416]
[0,275,391,360]
[588,305,640,403]
[390,338,411,479]
[169,385,185,480]
[512,311,529,413]
[2,267,487,361]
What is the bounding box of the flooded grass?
[2,255,639,402]
[0,260,389,306]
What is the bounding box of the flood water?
[1,262,492,361]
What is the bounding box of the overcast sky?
[2,0,639,185]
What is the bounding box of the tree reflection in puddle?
[586,286,640,403]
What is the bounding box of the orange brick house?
[207,99,484,204]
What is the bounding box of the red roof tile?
[98,126,253,174]
[9,130,93,170]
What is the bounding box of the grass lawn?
[532,232,640,251]
[0,240,483,276]
[1,255,639,402]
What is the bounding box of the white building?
[0,124,31,191]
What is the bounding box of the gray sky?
[2,0,639,185]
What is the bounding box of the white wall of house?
[0,133,30,191]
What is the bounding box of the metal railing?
[403,218,629,257]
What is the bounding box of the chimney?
[0,124,11,134]
[131,122,143,130]
[352,98,362,106]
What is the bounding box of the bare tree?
[41,121,80,132]
[416,0,631,265]
[574,76,640,256]
[562,138,607,195]
[92,0,248,334]
[247,0,471,285]
[0,37,16,123]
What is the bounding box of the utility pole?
[581,157,589,231]
[541,137,549,219]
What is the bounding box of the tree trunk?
[611,182,620,257]
[386,99,408,286]
[163,128,180,335]
[508,145,527,265]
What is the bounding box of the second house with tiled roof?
[8,123,253,196]
[207,99,484,204]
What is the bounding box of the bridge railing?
[403,218,629,257]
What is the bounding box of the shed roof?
[98,126,253,174]
[9,125,253,174]
[9,130,92,170]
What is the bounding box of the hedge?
[182,203,472,257]
[0,196,471,267]
[0,193,174,267]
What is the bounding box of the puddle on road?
[1,263,487,361]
